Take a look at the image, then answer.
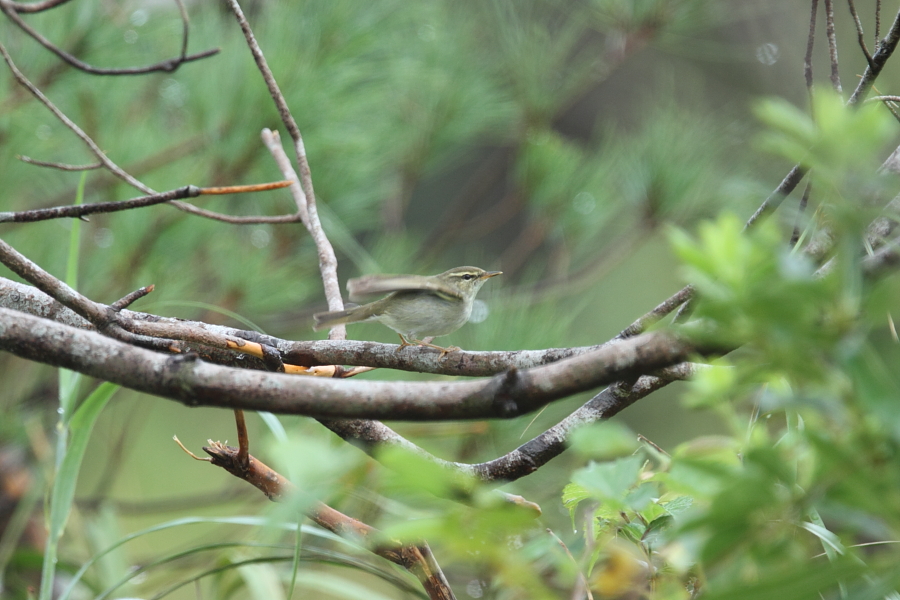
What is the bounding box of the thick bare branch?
[326,364,698,483]
[0,308,695,420]
[0,277,618,375]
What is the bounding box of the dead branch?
[0,307,696,421]
[0,0,218,74]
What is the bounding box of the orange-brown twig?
[223,339,376,377]
[198,180,294,195]
[194,439,455,599]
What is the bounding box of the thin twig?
[261,129,308,222]
[0,186,199,223]
[824,0,842,92]
[165,203,305,224]
[636,434,669,457]
[3,0,70,13]
[0,182,292,223]
[172,0,190,62]
[110,285,155,311]
[173,435,211,461]
[746,7,900,239]
[848,0,876,69]
[0,41,154,194]
[805,0,818,96]
[221,0,316,216]
[791,181,812,248]
[3,42,298,225]
[876,1,882,47]
[234,409,249,470]
[0,239,176,351]
[744,165,807,229]
[0,0,219,75]
[616,285,694,339]
[546,528,594,600]
[223,1,343,324]
[17,156,102,171]
[260,129,345,335]
[868,95,900,123]
[848,7,900,105]
[199,181,293,195]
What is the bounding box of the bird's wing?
[347,274,461,302]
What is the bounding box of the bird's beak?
[482,271,502,279]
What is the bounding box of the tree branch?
[0,308,695,420]
[198,440,456,599]
[848,7,900,105]
[0,41,154,195]
[0,276,626,376]
[823,0,842,92]
[0,0,219,75]
[325,364,698,484]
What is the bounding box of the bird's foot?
[396,334,415,351]
[396,335,460,359]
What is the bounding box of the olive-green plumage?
[313,266,501,352]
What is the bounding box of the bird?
[313,266,501,356]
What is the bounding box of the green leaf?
[47,383,119,544]
[572,456,642,505]
[800,520,845,558]
[61,517,359,600]
[660,495,693,516]
[624,482,657,512]
[569,421,639,459]
[58,172,88,421]
[285,570,402,600]
[376,445,477,500]
[562,482,592,531]
[41,382,118,600]
[643,515,674,545]
[237,561,286,600]
[700,559,865,600]
[755,93,894,180]
[619,521,645,544]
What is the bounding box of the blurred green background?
[0,1,894,598]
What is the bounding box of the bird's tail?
[312,303,374,331]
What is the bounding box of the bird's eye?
[462,274,473,281]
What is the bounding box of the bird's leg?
[396,334,460,358]
[412,338,461,359]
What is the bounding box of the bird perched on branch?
[313,266,501,356]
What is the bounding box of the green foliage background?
[2,1,900,599]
